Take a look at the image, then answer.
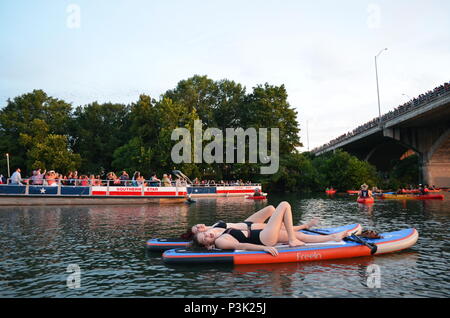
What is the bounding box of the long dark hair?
[188,233,207,250]
[180,229,194,240]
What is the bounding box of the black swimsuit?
[213,221,227,229]
[213,221,254,230]
[221,228,263,245]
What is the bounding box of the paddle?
[302,228,378,255]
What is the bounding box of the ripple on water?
[0,193,449,297]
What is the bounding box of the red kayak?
[357,197,375,204]
[245,195,267,200]
[325,190,336,195]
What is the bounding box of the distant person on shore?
[10,168,23,185]
[46,171,57,186]
[149,174,160,186]
[34,169,46,185]
[418,184,428,195]
[162,174,171,187]
[119,171,130,186]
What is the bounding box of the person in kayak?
[191,201,350,256]
[183,205,320,240]
[358,184,373,199]
[418,184,429,195]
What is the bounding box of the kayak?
[357,197,375,204]
[147,223,361,253]
[347,190,359,195]
[245,194,267,200]
[325,190,336,195]
[162,226,418,265]
[382,194,444,200]
[245,196,267,200]
[400,189,441,194]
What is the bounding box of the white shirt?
[10,171,22,184]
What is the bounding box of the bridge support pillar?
[421,129,450,187]
[383,127,450,187]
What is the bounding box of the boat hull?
[0,195,187,206]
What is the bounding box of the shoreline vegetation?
[0,75,417,193]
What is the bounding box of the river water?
[0,192,449,298]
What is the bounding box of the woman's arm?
[216,238,278,256]
[235,243,279,256]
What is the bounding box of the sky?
[1,0,449,151]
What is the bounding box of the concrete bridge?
[312,83,450,187]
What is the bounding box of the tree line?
[0,75,413,192]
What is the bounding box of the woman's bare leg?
[273,229,350,243]
[259,202,304,247]
[292,218,320,231]
[244,205,276,223]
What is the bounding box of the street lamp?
[375,48,388,126]
[6,153,10,178]
[306,120,310,152]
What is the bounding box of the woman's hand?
[306,217,320,229]
[263,246,279,257]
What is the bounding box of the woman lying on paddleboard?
[191,201,350,256]
[182,205,319,240]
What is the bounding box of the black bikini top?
[213,220,227,229]
[213,220,254,230]
[221,228,263,245]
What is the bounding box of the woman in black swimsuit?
[193,202,350,256]
[189,205,319,237]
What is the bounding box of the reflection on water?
[0,192,449,297]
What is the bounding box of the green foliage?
[311,150,379,191]
[70,102,130,173]
[25,134,81,173]
[263,152,320,193]
[0,90,73,171]
[0,77,393,194]
[389,154,420,187]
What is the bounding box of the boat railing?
[2,178,261,188]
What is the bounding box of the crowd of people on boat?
[312,82,450,153]
[0,168,255,187]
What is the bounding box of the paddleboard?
[163,227,418,265]
[147,223,361,252]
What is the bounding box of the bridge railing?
[312,83,450,154]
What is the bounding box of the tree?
[71,102,130,173]
[22,133,81,173]
[312,150,379,191]
[0,90,73,173]
[242,83,302,154]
